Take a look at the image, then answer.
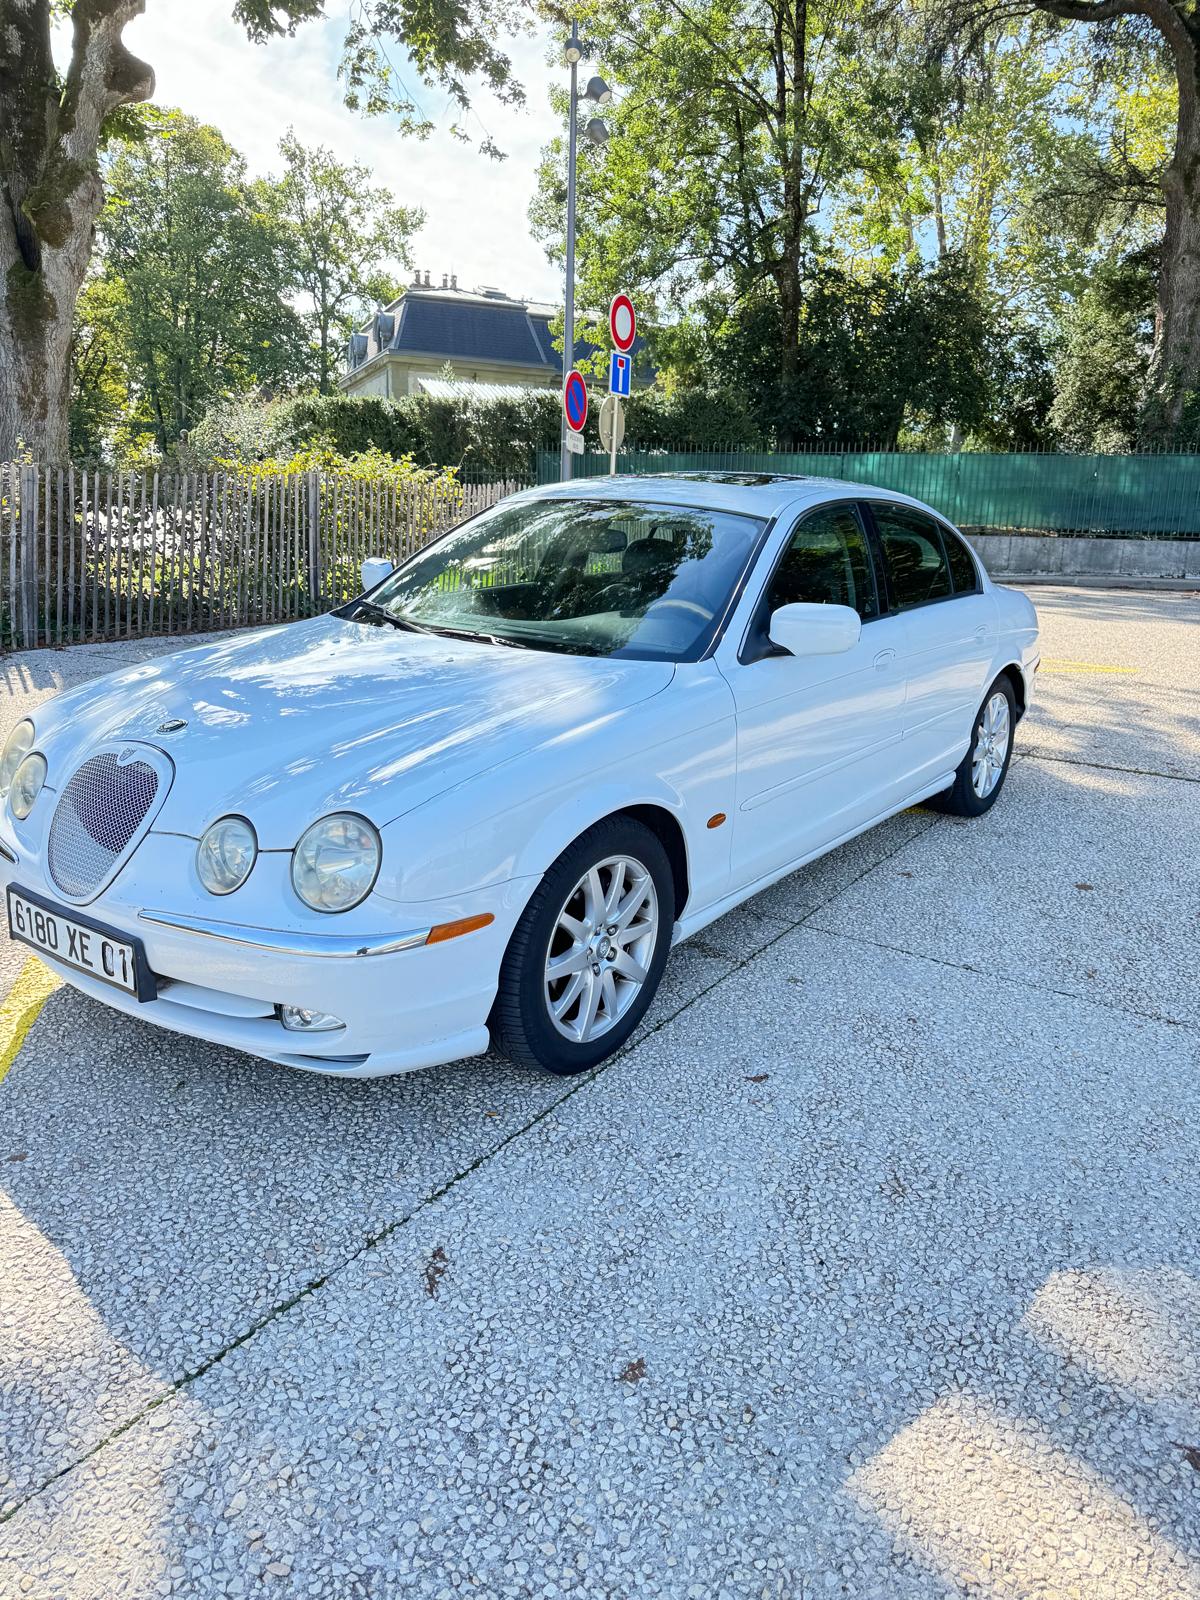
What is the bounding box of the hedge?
[188,385,765,479]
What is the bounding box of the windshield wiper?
[343,598,431,633]
[420,623,531,649]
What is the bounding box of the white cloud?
[89,0,565,301]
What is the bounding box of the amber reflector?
[426,912,496,945]
[706,812,727,829]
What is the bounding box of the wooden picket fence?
[0,464,525,652]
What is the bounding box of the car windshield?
[358,497,768,661]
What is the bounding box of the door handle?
[873,648,896,671]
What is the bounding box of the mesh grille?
[48,752,161,899]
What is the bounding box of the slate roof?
[394,294,547,367]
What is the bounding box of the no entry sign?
[610,294,636,353]
[563,370,588,432]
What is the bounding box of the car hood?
[34,617,675,845]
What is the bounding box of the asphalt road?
[1,586,1198,1599]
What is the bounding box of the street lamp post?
[559,26,611,480]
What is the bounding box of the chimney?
[412,268,421,286]
[451,273,458,290]
[442,273,448,289]
[424,270,431,287]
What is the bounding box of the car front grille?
[47,749,169,900]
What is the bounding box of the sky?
[69,0,565,303]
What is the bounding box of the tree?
[936,0,1198,439]
[531,0,907,398]
[1050,249,1156,447]
[831,24,1099,313]
[69,270,131,460]
[270,132,423,395]
[531,0,1012,439]
[0,0,525,461]
[96,111,307,452]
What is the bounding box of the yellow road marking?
[0,958,61,1086]
[1039,657,1138,675]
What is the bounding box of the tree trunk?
[0,0,153,462]
[0,201,98,462]
[319,320,331,395]
[1143,63,1200,440]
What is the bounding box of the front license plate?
[6,885,154,1001]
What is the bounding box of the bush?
[188,382,766,478]
[210,443,464,601]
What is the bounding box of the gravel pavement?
[1,587,1198,1598]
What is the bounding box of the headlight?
[8,753,46,820]
[291,812,381,913]
[0,721,34,797]
[197,816,258,895]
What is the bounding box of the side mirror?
[768,601,861,658]
[361,556,394,592]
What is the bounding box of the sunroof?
[655,471,813,487]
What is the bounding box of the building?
[342,271,649,400]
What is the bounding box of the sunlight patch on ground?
[1025,1267,1200,1410]
[0,959,61,1087]
[847,1392,1200,1599]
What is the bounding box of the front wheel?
[929,677,1016,817]
[490,817,675,1075]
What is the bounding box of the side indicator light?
[426,913,496,945]
[706,812,727,829]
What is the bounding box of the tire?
[928,675,1017,818]
[490,816,676,1075]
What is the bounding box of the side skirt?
[670,774,957,946]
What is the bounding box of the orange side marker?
[426,913,495,945]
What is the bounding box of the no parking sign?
[563,370,588,433]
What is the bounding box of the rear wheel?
[491,817,674,1075]
[929,677,1016,817]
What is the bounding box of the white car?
[0,474,1038,1078]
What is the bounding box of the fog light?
[279,1005,345,1033]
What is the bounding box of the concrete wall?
[968,533,1200,585]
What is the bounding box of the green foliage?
[92,109,308,455]
[693,255,996,445]
[1050,253,1155,451]
[529,0,1188,448]
[187,382,771,477]
[266,131,424,393]
[208,440,463,600]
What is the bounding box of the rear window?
[943,528,980,594]
[874,506,952,610]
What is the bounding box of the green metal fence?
[535,447,1200,538]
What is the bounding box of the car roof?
[514,472,943,523]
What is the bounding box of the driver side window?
[767,505,879,621]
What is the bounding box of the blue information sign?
[609,351,632,398]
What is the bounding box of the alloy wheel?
[971,691,1011,799]
[543,855,660,1044]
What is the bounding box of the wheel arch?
[509,792,694,926]
[616,802,691,919]
[995,661,1028,720]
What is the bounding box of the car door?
[717,500,910,890]
[865,502,998,784]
